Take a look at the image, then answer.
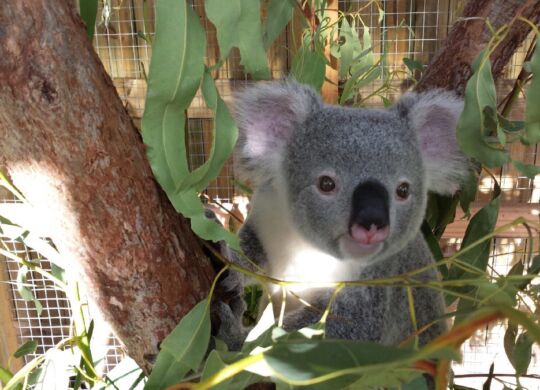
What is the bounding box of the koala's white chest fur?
[250,183,360,293]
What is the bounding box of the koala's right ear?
[233,80,322,184]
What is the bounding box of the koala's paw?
[214,300,250,351]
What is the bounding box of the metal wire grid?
[1,237,125,375]
[444,237,540,389]
[2,238,71,359]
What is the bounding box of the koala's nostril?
[354,207,389,230]
[350,223,389,245]
[350,180,390,233]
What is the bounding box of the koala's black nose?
[350,181,389,230]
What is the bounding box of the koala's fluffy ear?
[395,90,469,195]
[233,80,322,184]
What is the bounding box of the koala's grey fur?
[217,80,468,350]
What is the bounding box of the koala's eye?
[396,182,410,200]
[318,176,336,193]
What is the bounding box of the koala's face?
[234,80,466,266]
[283,106,427,263]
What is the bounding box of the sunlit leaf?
[16,266,43,316]
[144,299,211,388]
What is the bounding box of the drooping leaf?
[141,1,239,250]
[337,17,373,80]
[512,332,533,375]
[523,36,540,144]
[144,299,211,389]
[79,0,98,40]
[205,0,270,79]
[504,321,518,366]
[459,169,479,218]
[177,70,238,193]
[512,160,540,180]
[457,49,509,167]
[16,266,43,316]
[291,40,326,91]
[13,341,38,359]
[262,0,294,49]
[141,0,205,193]
[448,193,500,282]
[403,57,423,73]
[482,362,494,390]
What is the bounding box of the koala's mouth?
[338,235,385,259]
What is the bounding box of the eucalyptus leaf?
[457,49,509,167]
[141,0,205,193]
[264,339,455,387]
[13,340,38,359]
[262,0,294,49]
[523,36,540,144]
[200,350,232,390]
[79,0,98,40]
[144,299,211,389]
[512,160,540,179]
[504,322,518,367]
[16,266,43,316]
[512,332,533,375]
[205,0,270,79]
[0,367,14,386]
[176,70,238,193]
[403,57,423,73]
[291,43,326,91]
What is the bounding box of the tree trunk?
[415,0,540,94]
[0,1,214,373]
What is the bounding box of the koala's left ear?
[395,90,469,195]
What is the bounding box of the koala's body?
[218,80,468,350]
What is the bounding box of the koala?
[216,79,468,351]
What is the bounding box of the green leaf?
[512,160,540,179]
[291,42,326,91]
[450,194,500,281]
[482,362,494,390]
[504,322,518,366]
[263,339,456,387]
[176,70,238,193]
[16,266,43,316]
[337,18,373,80]
[13,341,38,359]
[144,299,211,389]
[403,57,423,73]
[262,0,294,50]
[200,351,232,390]
[523,36,540,144]
[141,1,239,250]
[513,332,533,375]
[79,0,98,40]
[141,0,205,194]
[459,169,479,218]
[402,374,429,390]
[205,0,270,79]
[457,49,509,167]
[0,367,15,387]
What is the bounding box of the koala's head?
[234,80,468,264]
